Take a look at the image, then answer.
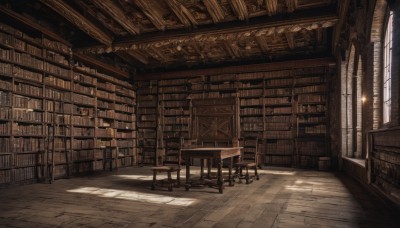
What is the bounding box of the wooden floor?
[0,167,398,228]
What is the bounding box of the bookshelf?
[0,22,136,186]
[136,68,330,169]
[137,80,158,165]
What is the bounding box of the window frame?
[383,11,393,124]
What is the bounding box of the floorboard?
[0,167,398,228]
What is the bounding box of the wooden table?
[181,147,242,193]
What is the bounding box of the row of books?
[239,89,263,97]
[44,50,69,66]
[97,100,113,109]
[265,122,291,131]
[14,153,37,167]
[266,106,292,115]
[0,107,10,119]
[72,116,94,126]
[44,75,71,90]
[13,123,43,135]
[242,123,263,131]
[97,81,116,91]
[297,104,325,113]
[14,52,44,71]
[160,93,188,101]
[97,89,115,100]
[299,125,326,135]
[265,88,292,97]
[297,94,325,103]
[13,166,36,181]
[45,88,71,102]
[164,117,190,125]
[265,130,293,139]
[45,62,69,77]
[14,95,42,109]
[240,108,262,115]
[241,117,263,123]
[294,85,326,94]
[43,38,70,54]
[264,97,291,105]
[73,127,94,137]
[74,82,95,96]
[97,110,114,119]
[13,137,44,152]
[266,139,294,154]
[114,103,134,113]
[115,121,135,130]
[164,108,189,116]
[73,93,95,106]
[73,73,96,85]
[15,82,42,97]
[0,80,11,92]
[72,139,94,150]
[0,122,9,134]
[162,100,188,108]
[45,101,73,113]
[13,109,43,122]
[163,125,189,132]
[14,66,42,83]
[297,142,325,155]
[0,153,11,168]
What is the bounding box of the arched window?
[383,11,393,123]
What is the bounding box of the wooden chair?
[150,137,184,191]
[234,137,260,184]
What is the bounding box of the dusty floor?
[0,166,398,227]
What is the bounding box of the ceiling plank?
[133,58,335,81]
[75,11,338,54]
[202,0,225,23]
[91,1,140,35]
[229,0,249,21]
[73,53,129,79]
[133,0,166,31]
[265,0,278,16]
[165,0,198,27]
[40,0,113,45]
[285,32,295,49]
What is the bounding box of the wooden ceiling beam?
[73,53,129,79]
[75,10,338,54]
[40,0,113,45]
[165,0,198,27]
[265,0,278,16]
[229,0,249,21]
[134,0,166,31]
[285,32,295,49]
[202,0,225,23]
[0,5,70,46]
[133,58,335,81]
[91,1,140,35]
[127,50,150,65]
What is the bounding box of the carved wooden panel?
[192,98,237,141]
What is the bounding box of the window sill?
[343,157,366,168]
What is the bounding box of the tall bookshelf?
[136,67,330,169]
[137,80,158,165]
[0,22,136,186]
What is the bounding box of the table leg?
[200,159,204,180]
[207,159,211,179]
[217,159,223,194]
[229,157,234,186]
[185,155,190,191]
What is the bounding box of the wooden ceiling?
[1,0,339,74]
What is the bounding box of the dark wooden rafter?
[265,0,278,16]
[254,35,270,54]
[202,0,225,23]
[146,45,169,63]
[165,0,198,27]
[285,0,298,13]
[73,53,129,79]
[91,1,140,35]
[40,0,113,45]
[127,50,150,65]
[114,51,143,67]
[75,12,338,54]
[133,58,335,80]
[0,5,70,46]
[134,0,166,31]
[229,0,249,21]
[191,41,206,60]
[333,0,350,53]
[285,32,295,49]
[223,40,241,59]
[74,1,126,36]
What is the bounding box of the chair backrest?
[241,137,259,164]
[163,137,185,167]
